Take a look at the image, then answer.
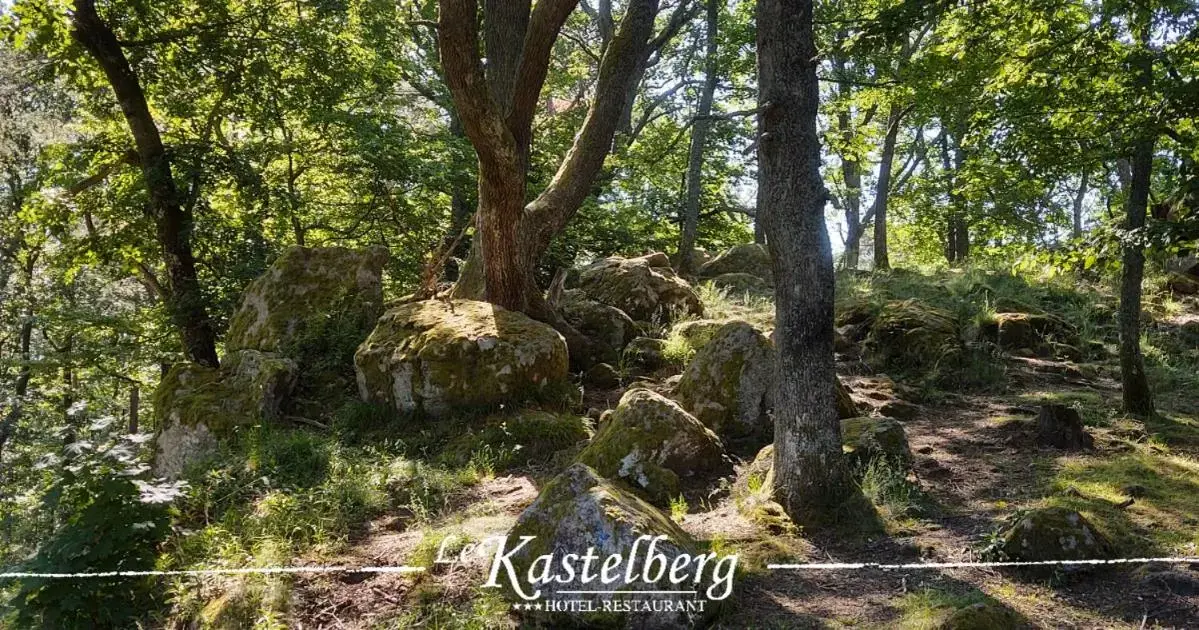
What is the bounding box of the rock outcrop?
[676,322,775,441]
[698,243,773,283]
[981,312,1078,357]
[707,272,772,295]
[153,351,298,477]
[155,246,387,477]
[578,254,703,323]
[840,416,912,468]
[226,246,387,353]
[559,289,637,366]
[866,299,960,371]
[354,299,569,416]
[997,506,1113,562]
[504,464,707,628]
[576,389,726,505]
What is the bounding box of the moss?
[354,299,570,416]
[226,246,387,354]
[676,322,774,441]
[865,299,960,372]
[576,389,725,506]
[997,506,1114,562]
[895,588,1024,630]
[840,417,912,469]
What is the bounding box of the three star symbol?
[513,602,543,611]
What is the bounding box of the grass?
[1046,447,1199,555]
[893,587,1022,629]
[856,456,930,529]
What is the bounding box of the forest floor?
[173,269,1199,629]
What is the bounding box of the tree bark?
[677,0,718,275]
[758,0,853,524]
[871,103,902,270]
[0,306,32,461]
[128,384,140,434]
[70,0,219,367]
[441,0,659,313]
[1072,168,1089,239]
[1119,16,1155,416]
[940,130,970,264]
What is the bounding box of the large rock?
[621,337,673,374]
[354,300,569,416]
[707,272,772,295]
[226,246,388,353]
[998,507,1113,562]
[981,312,1078,356]
[153,350,298,477]
[676,322,775,441]
[576,389,726,505]
[667,319,734,356]
[698,243,773,283]
[866,300,960,371]
[505,464,707,628]
[578,254,703,323]
[559,289,637,365]
[840,416,912,468]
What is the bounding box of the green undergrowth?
[1045,447,1199,555]
[158,398,588,627]
[894,587,1025,629]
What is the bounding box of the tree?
[437,0,660,341]
[759,0,853,522]
[677,0,718,275]
[68,0,219,367]
[441,0,661,357]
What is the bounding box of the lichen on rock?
[698,243,773,283]
[226,245,388,354]
[504,463,706,628]
[998,506,1114,562]
[840,416,913,468]
[578,254,703,323]
[576,389,727,505]
[675,321,775,442]
[353,299,570,416]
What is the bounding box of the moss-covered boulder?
[668,319,736,355]
[152,350,298,477]
[698,243,773,283]
[998,507,1114,562]
[865,299,960,371]
[578,254,703,323]
[559,289,637,365]
[840,417,912,468]
[981,312,1078,356]
[226,246,388,353]
[938,602,1023,629]
[676,322,775,441]
[576,389,727,505]
[505,463,706,628]
[622,336,672,374]
[354,299,569,416]
[707,272,772,295]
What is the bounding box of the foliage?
[4,430,179,629]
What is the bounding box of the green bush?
[6,438,179,629]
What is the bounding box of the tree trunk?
[70,0,219,367]
[833,43,862,270]
[872,103,902,271]
[940,130,970,264]
[441,0,659,313]
[0,307,32,461]
[1119,17,1155,417]
[758,0,853,524]
[1072,168,1089,239]
[128,384,140,434]
[677,0,719,275]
